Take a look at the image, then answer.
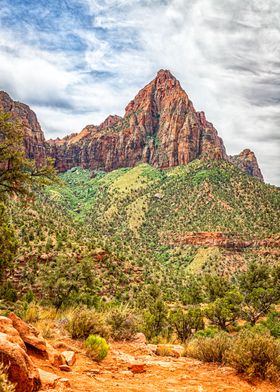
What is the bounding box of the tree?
[0,112,58,274]
[237,263,280,325]
[170,307,204,342]
[142,298,168,340]
[0,202,17,275]
[0,112,57,198]
[205,290,243,330]
[202,274,231,302]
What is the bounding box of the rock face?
[8,312,47,353]
[0,317,41,392]
[0,70,263,180]
[228,149,264,181]
[47,70,227,172]
[0,91,47,165]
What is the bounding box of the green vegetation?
[85,334,109,362]
[226,329,280,383]
[0,121,279,386]
[184,332,231,363]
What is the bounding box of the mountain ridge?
[0,70,263,181]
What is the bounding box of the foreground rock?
[8,312,47,353]
[0,331,41,392]
[62,351,76,366]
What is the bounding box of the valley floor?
[32,339,278,392]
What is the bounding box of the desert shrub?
[184,332,231,363]
[66,308,110,339]
[194,326,220,338]
[21,302,40,323]
[226,329,280,382]
[35,319,56,339]
[156,345,173,357]
[106,306,140,341]
[260,311,280,338]
[141,298,169,341]
[85,334,109,362]
[0,281,17,303]
[0,364,16,392]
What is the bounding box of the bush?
[0,281,17,303]
[156,345,174,357]
[261,311,280,338]
[184,332,231,363]
[85,334,109,362]
[194,326,220,338]
[21,302,40,323]
[106,306,139,341]
[169,307,204,342]
[66,308,110,339]
[0,364,16,392]
[226,329,280,382]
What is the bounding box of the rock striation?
[0,70,264,180]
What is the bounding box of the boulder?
[62,350,76,366]
[59,364,71,372]
[0,332,41,392]
[8,312,47,353]
[133,333,147,345]
[38,368,60,389]
[0,316,26,351]
[46,342,66,367]
[128,363,146,374]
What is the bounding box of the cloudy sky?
[0,0,279,185]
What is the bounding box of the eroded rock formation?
[0,70,264,180]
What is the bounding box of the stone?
[8,312,47,353]
[62,350,76,366]
[133,332,147,344]
[0,316,26,351]
[38,368,60,388]
[57,378,71,388]
[0,332,41,392]
[59,364,71,372]
[46,342,66,367]
[128,363,146,374]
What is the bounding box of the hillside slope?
[46,160,280,280]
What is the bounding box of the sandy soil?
[29,339,279,392]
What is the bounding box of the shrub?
[0,364,16,392]
[261,311,280,338]
[106,306,140,341]
[66,308,110,339]
[85,334,109,362]
[156,345,174,357]
[226,329,280,382]
[35,319,55,339]
[22,302,40,323]
[184,332,231,363]
[194,326,220,338]
[0,281,17,302]
[169,307,204,342]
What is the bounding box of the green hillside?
[5,159,280,306]
[47,160,279,280]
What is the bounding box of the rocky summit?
[0,70,263,180]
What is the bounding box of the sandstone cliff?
[0,91,47,165]
[0,70,263,180]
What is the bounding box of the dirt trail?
[30,340,278,392]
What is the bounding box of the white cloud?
[0,0,279,185]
